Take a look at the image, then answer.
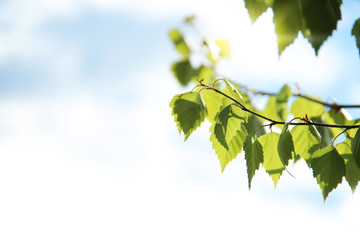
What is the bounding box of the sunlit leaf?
[169,29,190,57]
[244,115,266,138]
[353,128,360,168]
[200,89,223,122]
[278,123,294,167]
[308,117,334,150]
[310,145,345,201]
[324,109,351,137]
[213,105,247,150]
[336,139,360,193]
[239,89,252,107]
[171,59,194,86]
[277,84,292,103]
[170,92,207,141]
[244,0,272,23]
[210,122,247,172]
[194,65,214,85]
[290,96,325,118]
[301,0,342,54]
[272,0,302,55]
[244,133,264,189]
[263,96,282,121]
[216,39,230,58]
[259,132,284,187]
[276,84,292,121]
[291,125,321,161]
[221,79,246,107]
[184,15,196,24]
[352,18,360,56]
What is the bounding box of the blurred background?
[0,0,359,239]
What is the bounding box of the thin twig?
[199,81,360,130]
[238,84,360,109]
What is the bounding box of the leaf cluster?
[245,0,360,55]
[168,4,360,201]
[170,79,360,200]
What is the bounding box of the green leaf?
[336,139,360,193]
[272,0,302,55]
[216,39,230,58]
[244,133,264,189]
[213,105,247,150]
[277,84,292,103]
[290,96,325,118]
[244,0,273,23]
[171,59,194,86]
[170,92,207,141]
[276,84,292,121]
[291,125,321,161]
[310,145,345,201]
[301,0,342,54]
[258,132,284,187]
[184,15,196,24]
[222,79,246,107]
[194,65,214,85]
[169,29,190,57]
[244,115,266,138]
[311,116,334,148]
[263,96,282,121]
[324,109,351,137]
[278,123,294,167]
[210,122,247,172]
[239,89,252,107]
[352,18,360,56]
[200,89,223,122]
[352,128,360,168]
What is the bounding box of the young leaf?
[352,18,360,56]
[278,123,294,167]
[352,128,360,168]
[272,0,302,55]
[290,96,325,118]
[276,84,292,121]
[216,39,230,58]
[324,109,351,138]
[210,123,247,172]
[244,0,272,23]
[171,59,195,86]
[336,139,360,193]
[200,89,223,122]
[291,125,321,161]
[244,133,264,189]
[194,65,214,85]
[277,84,292,103]
[169,29,190,57]
[170,92,207,141]
[263,96,282,121]
[310,145,345,201]
[301,0,342,54]
[258,132,284,187]
[311,116,334,148]
[213,105,247,150]
[244,115,266,138]
[222,79,246,107]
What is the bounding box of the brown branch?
[199,81,360,130]
[238,84,360,110]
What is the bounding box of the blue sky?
[0,0,360,239]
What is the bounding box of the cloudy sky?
[0,0,360,239]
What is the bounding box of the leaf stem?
[332,128,350,146]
